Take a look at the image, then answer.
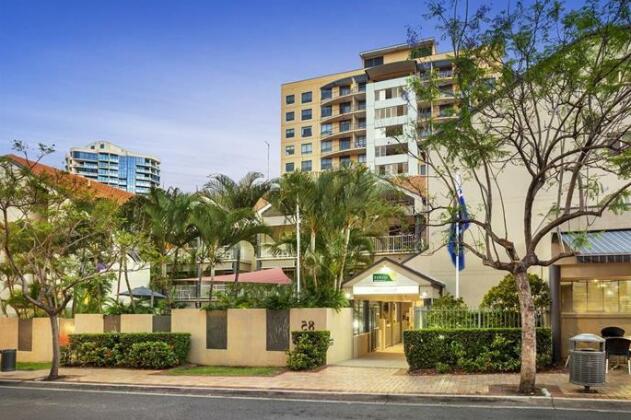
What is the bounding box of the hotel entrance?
[342,257,444,363]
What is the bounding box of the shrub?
[287,331,332,371]
[403,328,552,372]
[62,333,190,369]
[127,342,178,369]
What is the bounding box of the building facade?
[280,40,456,176]
[65,141,160,194]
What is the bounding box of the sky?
[0,0,562,190]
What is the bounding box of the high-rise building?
[280,39,457,176]
[65,141,160,194]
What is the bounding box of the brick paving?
[2,365,631,399]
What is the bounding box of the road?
[1,383,630,419]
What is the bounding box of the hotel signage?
[373,273,392,282]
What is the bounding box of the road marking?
[1,384,631,414]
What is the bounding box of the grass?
[16,362,51,371]
[164,365,284,377]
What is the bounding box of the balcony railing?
[321,123,367,139]
[174,283,227,301]
[321,140,367,155]
[371,234,419,254]
[321,87,366,103]
[258,244,294,259]
[321,104,367,120]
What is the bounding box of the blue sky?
[0,0,545,190]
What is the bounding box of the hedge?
[61,333,190,369]
[287,331,332,371]
[403,328,552,373]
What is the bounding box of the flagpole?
[455,216,460,299]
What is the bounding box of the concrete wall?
[0,307,354,366]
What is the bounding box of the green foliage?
[286,331,332,371]
[403,328,552,372]
[61,333,190,368]
[481,273,551,312]
[126,342,178,369]
[103,300,155,315]
[431,293,467,310]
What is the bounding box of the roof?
[178,267,292,285]
[390,176,427,197]
[4,154,134,204]
[343,257,445,289]
[365,60,418,82]
[359,39,435,58]
[560,229,631,263]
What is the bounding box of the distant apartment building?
[280,39,456,176]
[65,141,160,194]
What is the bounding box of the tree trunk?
[47,313,60,381]
[208,264,216,303]
[515,270,537,394]
[337,227,352,291]
[124,256,135,310]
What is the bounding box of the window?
[340,120,351,132]
[358,154,367,163]
[321,123,333,136]
[301,143,312,154]
[339,85,351,96]
[340,156,352,167]
[439,105,455,117]
[285,128,295,138]
[285,111,295,121]
[375,105,408,120]
[321,141,332,152]
[339,138,351,150]
[286,95,295,104]
[355,136,366,148]
[301,160,312,171]
[340,102,352,114]
[321,88,332,100]
[301,91,312,103]
[321,158,333,170]
[377,162,408,176]
[364,56,384,68]
[358,82,366,92]
[411,45,432,58]
[561,280,631,313]
[439,85,454,97]
[375,86,405,101]
[301,126,312,137]
[375,143,408,157]
[100,143,105,149]
[321,106,332,117]
[385,125,404,137]
[285,162,295,172]
[301,109,312,120]
[285,145,295,156]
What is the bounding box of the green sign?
[373,273,392,282]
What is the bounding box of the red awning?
[178,267,291,285]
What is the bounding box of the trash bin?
[0,349,17,372]
[569,334,606,391]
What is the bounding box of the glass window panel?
[604,281,619,313]
[560,282,573,313]
[572,281,587,313]
[587,280,604,312]
[620,281,631,312]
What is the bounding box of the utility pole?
[264,141,270,179]
[296,200,301,294]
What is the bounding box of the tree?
[482,274,551,313]
[0,147,120,379]
[188,199,269,303]
[407,0,631,392]
[204,172,271,285]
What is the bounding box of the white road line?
[1,384,631,414]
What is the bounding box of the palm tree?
[204,172,271,285]
[189,198,269,303]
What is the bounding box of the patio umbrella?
[120,287,166,307]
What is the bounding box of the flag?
[447,178,469,271]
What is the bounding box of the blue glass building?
[65,141,160,194]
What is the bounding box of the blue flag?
[447,181,469,271]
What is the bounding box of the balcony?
[321,139,367,158]
[321,87,366,106]
[173,283,227,301]
[258,244,294,259]
[320,122,367,141]
[371,234,420,254]
[320,104,367,123]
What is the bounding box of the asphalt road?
[1,384,630,420]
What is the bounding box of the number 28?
[301,320,315,331]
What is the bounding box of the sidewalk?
[2,365,631,400]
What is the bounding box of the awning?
[120,287,166,298]
[560,230,631,263]
[177,267,292,285]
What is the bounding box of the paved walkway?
[334,345,408,369]
[2,365,631,399]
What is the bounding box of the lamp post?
[264,141,270,180]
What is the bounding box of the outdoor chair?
[605,337,631,374]
[601,326,626,338]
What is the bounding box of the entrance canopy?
[343,257,444,301]
[560,229,631,263]
[178,267,292,285]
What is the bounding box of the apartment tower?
[280,39,458,176]
[65,141,160,194]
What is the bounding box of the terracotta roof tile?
[4,154,134,204]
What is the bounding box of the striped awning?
[560,230,631,263]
